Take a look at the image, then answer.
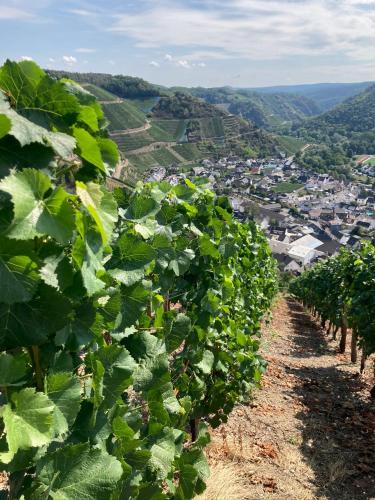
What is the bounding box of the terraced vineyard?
[152,147,180,165]
[131,97,160,113]
[223,115,241,137]
[114,132,155,153]
[172,143,209,161]
[126,153,159,171]
[152,119,188,141]
[102,101,146,131]
[127,147,181,171]
[199,117,225,139]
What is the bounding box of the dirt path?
[202,296,375,500]
[129,141,177,155]
[110,120,151,137]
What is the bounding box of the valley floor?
[200,296,375,500]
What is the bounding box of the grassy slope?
[276,135,305,155]
[272,182,303,193]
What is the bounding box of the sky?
[1,0,375,88]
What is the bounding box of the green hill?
[187,87,320,130]
[48,70,161,99]
[290,85,375,174]
[246,82,373,112]
[295,84,375,154]
[48,71,282,175]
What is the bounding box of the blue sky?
[1,0,375,87]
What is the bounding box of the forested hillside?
[296,84,375,139]
[187,87,320,129]
[153,92,224,119]
[48,70,161,99]
[293,84,375,170]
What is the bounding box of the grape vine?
[0,60,278,499]
[290,244,375,372]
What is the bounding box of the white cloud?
[63,55,77,65]
[20,56,33,61]
[197,62,206,67]
[164,54,173,61]
[110,0,375,63]
[177,60,190,68]
[0,6,33,20]
[66,9,95,17]
[150,60,160,67]
[49,57,55,62]
[75,48,96,53]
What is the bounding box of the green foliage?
[0,61,278,499]
[292,85,375,168]
[290,244,375,354]
[0,59,117,180]
[295,145,353,179]
[152,93,222,119]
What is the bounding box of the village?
[146,154,375,274]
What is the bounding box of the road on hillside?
[110,119,151,136]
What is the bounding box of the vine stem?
[30,345,44,391]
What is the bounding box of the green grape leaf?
[39,253,74,292]
[0,302,48,349]
[98,138,119,169]
[0,352,30,387]
[199,234,220,259]
[195,350,215,375]
[72,217,106,296]
[0,169,74,243]
[166,313,191,353]
[114,283,150,330]
[0,388,55,463]
[176,465,198,499]
[78,105,99,132]
[169,248,195,276]
[35,443,123,500]
[148,428,176,481]
[76,181,118,245]
[0,284,72,349]
[0,91,75,157]
[0,60,79,122]
[0,237,40,304]
[112,416,135,440]
[0,114,11,139]
[125,195,159,221]
[90,345,136,408]
[73,126,105,172]
[109,234,156,286]
[46,372,82,431]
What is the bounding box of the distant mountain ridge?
[244,81,373,112]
